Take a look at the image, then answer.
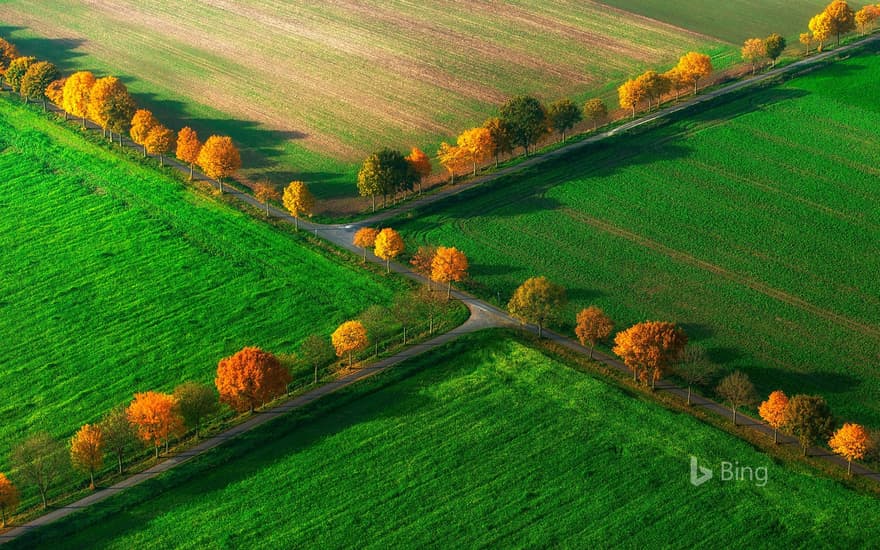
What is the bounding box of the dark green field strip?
[0,98,398,466]
[17,333,879,548]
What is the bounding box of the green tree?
[583,98,608,131]
[507,276,567,337]
[357,148,410,211]
[764,33,786,67]
[547,98,582,142]
[784,394,835,456]
[173,382,219,439]
[299,333,335,384]
[499,95,547,155]
[100,405,140,474]
[483,117,513,167]
[20,61,59,109]
[5,56,35,95]
[10,432,68,509]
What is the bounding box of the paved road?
[3,36,879,541]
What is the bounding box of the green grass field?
[0,95,406,470]
[393,48,880,426]
[15,332,879,548]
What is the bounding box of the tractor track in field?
[4,33,880,542]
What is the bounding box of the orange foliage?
[676,52,713,93]
[144,124,175,165]
[575,306,614,358]
[70,424,104,489]
[406,147,432,193]
[617,78,645,117]
[130,109,158,153]
[353,227,380,262]
[215,347,291,413]
[62,71,96,124]
[758,390,789,443]
[126,391,184,457]
[437,142,467,184]
[374,228,404,272]
[457,127,494,176]
[254,181,281,217]
[430,246,468,298]
[45,77,67,107]
[197,135,241,192]
[741,38,767,73]
[176,127,202,179]
[0,38,18,76]
[613,321,687,388]
[410,245,437,276]
[829,422,869,474]
[809,12,833,50]
[331,320,368,366]
[0,473,18,528]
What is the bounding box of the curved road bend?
[3,35,879,542]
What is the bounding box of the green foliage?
[357,148,412,208]
[764,33,786,62]
[20,61,59,103]
[19,334,880,547]
[785,395,835,454]
[547,98,582,141]
[173,382,219,438]
[5,56,35,93]
[499,95,547,155]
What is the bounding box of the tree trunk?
[165,439,169,453]
[472,161,476,176]
[803,444,807,456]
[142,144,146,157]
[386,258,390,273]
[631,106,635,118]
[651,374,656,391]
[450,171,455,185]
[117,451,123,474]
[1,508,5,528]
[418,181,422,195]
[538,324,543,338]
[371,195,376,212]
[39,487,47,509]
[159,154,164,167]
[190,163,194,180]
[82,115,86,127]
[687,385,692,406]
[430,314,434,334]
[218,179,224,194]
[447,280,452,300]
[314,363,318,385]
[362,247,367,262]
[348,350,353,367]
[403,326,407,345]
[89,470,95,490]
[294,215,299,230]
[732,407,737,426]
[848,460,852,476]
[118,134,122,146]
[155,445,159,459]
[265,201,270,217]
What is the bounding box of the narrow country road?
[3,34,879,542]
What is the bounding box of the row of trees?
[802,0,860,53]
[741,34,787,73]
[618,51,713,118]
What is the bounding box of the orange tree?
[130,109,159,156]
[829,423,869,475]
[282,180,315,229]
[215,347,291,413]
[823,0,855,46]
[197,135,241,193]
[5,56,35,95]
[176,127,202,180]
[457,127,493,175]
[126,391,185,459]
[0,473,18,528]
[676,52,712,94]
[374,228,404,273]
[353,227,379,262]
[430,246,468,299]
[582,98,608,130]
[613,321,687,389]
[405,147,432,194]
[574,306,613,358]
[483,116,513,167]
[758,390,789,443]
[0,37,19,86]
[332,320,368,367]
[618,78,645,117]
[62,71,97,126]
[70,424,104,489]
[144,124,175,166]
[254,181,281,217]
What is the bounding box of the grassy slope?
[598,0,842,43]
[0,96,400,467]
[393,50,880,425]
[17,332,879,548]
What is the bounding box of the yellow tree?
[431,246,468,299]
[613,321,688,389]
[130,109,158,157]
[70,424,104,489]
[855,5,880,34]
[799,32,814,55]
[0,37,19,86]
[437,142,466,184]
[282,180,315,229]
[176,127,202,180]
[758,390,789,444]
[618,78,645,117]
[374,228,404,273]
[575,306,614,359]
[457,127,493,176]
[829,422,869,475]
[353,227,379,262]
[676,52,713,94]
[126,391,185,459]
[741,38,767,74]
[88,76,135,143]
[583,98,608,130]
[507,276,567,338]
[144,124,175,166]
[62,70,96,127]
[663,68,687,101]
[197,135,241,193]
[405,147,432,195]
[0,473,18,528]
[332,320,368,367]
[635,70,670,110]
[809,12,833,51]
[253,181,281,218]
[824,0,856,46]
[89,76,121,138]
[45,78,67,109]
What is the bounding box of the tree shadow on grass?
[0,25,87,71]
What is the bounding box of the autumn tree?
[855,5,880,34]
[499,95,547,155]
[575,306,613,359]
[809,12,833,51]
[676,52,713,94]
[618,78,645,117]
[144,124,175,166]
[716,371,758,425]
[253,181,281,217]
[800,32,814,56]
[130,109,158,157]
[176,127,202,180]
[764,33,786,67]
[357,148,409,210]
[437,142,467,184]
[824,0,856,46]
[62,70,96,126]
[830,423,869,475]
[20,60,59,109]
[215,347,291,413]
[741,38,767,74]
[405,147,432,195]
[0,473,18,528]
[173,382,219,439]
[198,135,241,193]
[88,76,135,139]
[282,180,315,229]
[299,333,335,384]
[11,432,67,509]
[410,244,437,276]
[5,56,35,96]
[784,394,834,456]
[457,126,494,175]
[508,276,567,338]
[636,70,669,110]
[99,405,139,474]
[353,227,379,262]
[374,228,404,273]
[431,246,468,299]
[332,320,368,367]
[0,38,19,86]
[663,68,688,101]
[483,116,513,167]
[612,321,687,389]
[45,77,66,109]
[547,98,582,142]
[583,98,608,131]
[757,390,789,444]
[670,345,717,406]
[70,424,104,489]
[127,391,185,458]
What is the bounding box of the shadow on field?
[0,25,87,71]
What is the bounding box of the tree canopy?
[547,98,582,141]
[215,347,291,413]
[499,95,547,155]
[507,276,567,337]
